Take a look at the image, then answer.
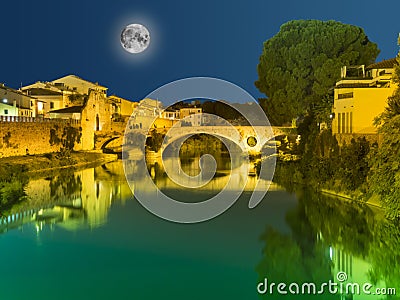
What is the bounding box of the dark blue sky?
[2,0,399,101]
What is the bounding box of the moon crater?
[120,24,150,54]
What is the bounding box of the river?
[0,157,399,300]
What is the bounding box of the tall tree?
[255,20,379,125]
[376,56,400,122]
[369,57,400,219]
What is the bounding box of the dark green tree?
[50,126,82,158]
[339,137,370,191]
[369,114,400,219]
[0,164,28,212]
[376,57,400,123]
[369,57,400,219]
[255,20,379,125]
[145,130,165,152]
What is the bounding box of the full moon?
[120,24,150,54]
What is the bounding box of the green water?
[0,159,399,300]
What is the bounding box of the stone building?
[22,81,78,114]
[21,74,108,116]
[128,98,205,130]
[52,74,107,96]
[179,107,202,126]
[108,95,138,121]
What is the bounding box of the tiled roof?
[0,102,31,109]
[0,84,38,99]
[52,75,108,90]
[50,106,84,114]
[25,88,62,96]
[366,58,398,70]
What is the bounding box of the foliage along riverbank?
[253,20,400,219]
[273,128,371,201]
[294,57,400,219]
[0,151,117,213]
[272,111,398,219]
[256,184,400,297]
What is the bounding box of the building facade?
[178,107,202,126]
[0,84,43,117]
[21,74,108,116]
[332,58,398,134]
[108,95,138,121]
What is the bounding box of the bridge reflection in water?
[143,155,281,193]
[1,156,281,234]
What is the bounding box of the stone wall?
[0,91,130,157]
[0,119,82,157]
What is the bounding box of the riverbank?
[0,151,118,175]
[271,159,384,211]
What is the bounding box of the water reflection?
[0,161,133,233]
[1,156,399,300]
[127,154,269,194]
[257,187,400,299]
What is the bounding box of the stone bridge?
[159,126,294,154]
[102,125,295,154]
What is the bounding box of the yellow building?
[179,107,202,126]
[128,99,204,130]
[51,74,108,96]
[22,74,108,115]
[108,95,138,120]
[332,58,398,134]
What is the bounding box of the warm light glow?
[37,102,43,111]
[2,98,7,103]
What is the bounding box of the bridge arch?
[158,126,288,154]
[161,131,247,154]
[100,136,120,149]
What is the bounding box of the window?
[342,113,346,133]
[338,92,353,99]
[346,112,349,133]
[4,109,8,115]
[50,102,54,109]
[350,112,353,133]
[337,113,341,133]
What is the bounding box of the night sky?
[2,0,399,102]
